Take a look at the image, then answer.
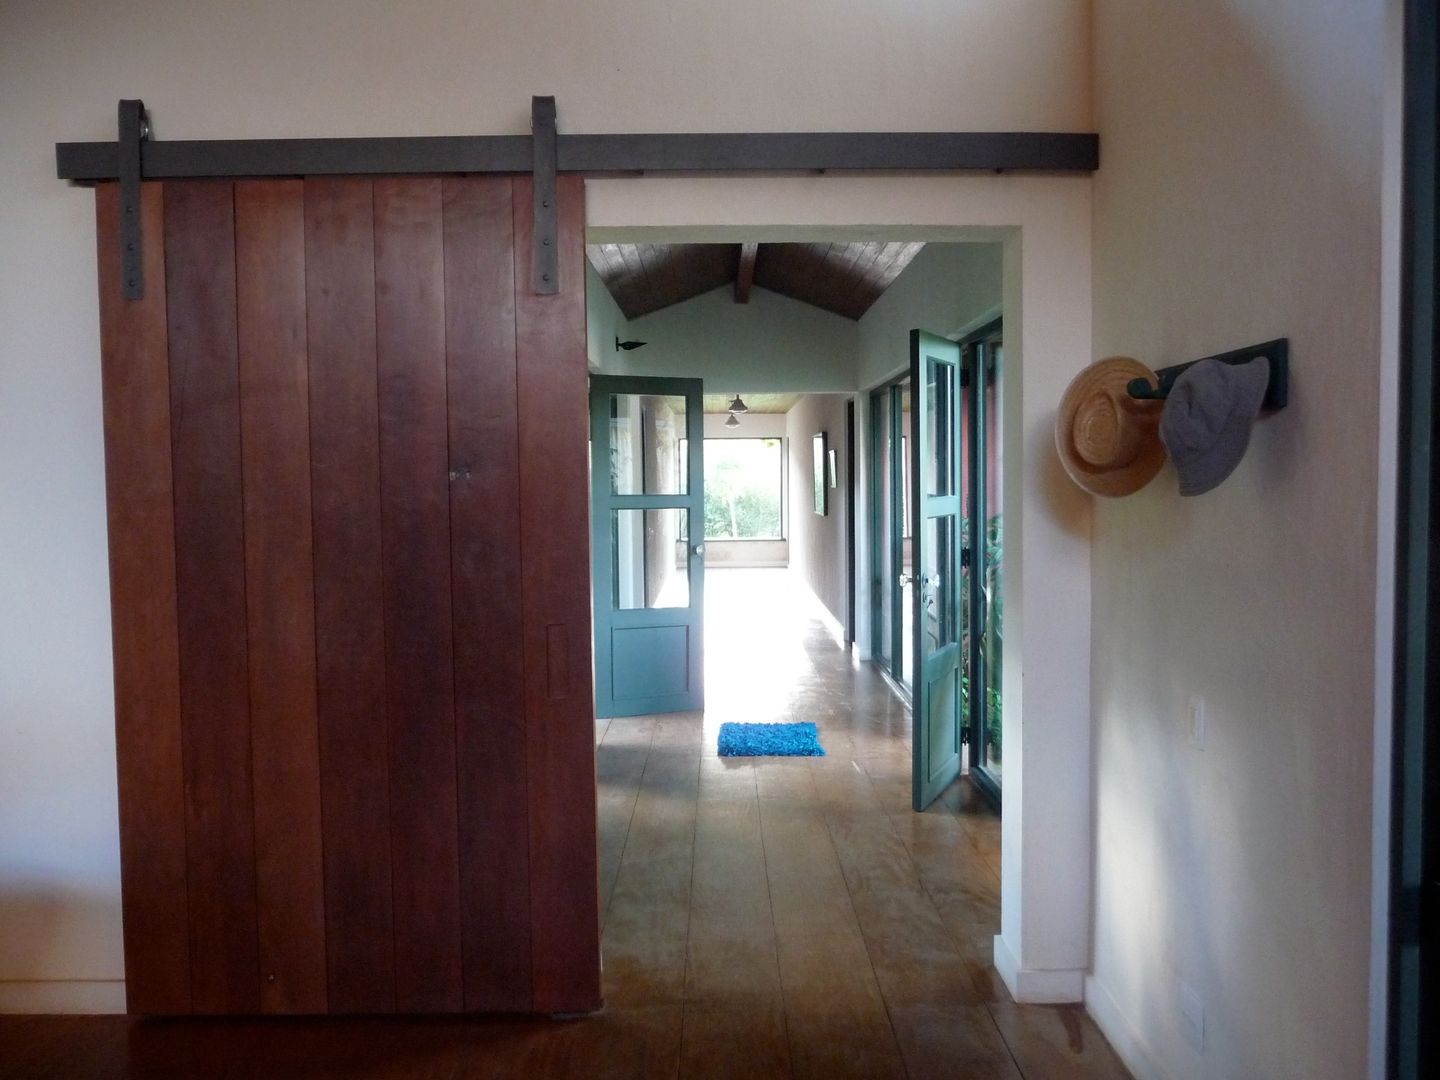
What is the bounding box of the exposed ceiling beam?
[734,242,758,304]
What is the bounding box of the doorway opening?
[582,239,1032,1064]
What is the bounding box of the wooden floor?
[0,570,1129,1079]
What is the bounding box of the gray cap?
[1158,356,1270,496]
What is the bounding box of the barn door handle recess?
[532,95,558,295]
[118,99,149,301]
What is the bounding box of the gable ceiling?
[588,241,925,321]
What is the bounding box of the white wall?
[785,396,851,630]
[1086,3,1385,1078]
[597,283,859,391]
[586,260,629,372]
[0,0,1093,1011]
[857,243,1003,389]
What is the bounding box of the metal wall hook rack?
[1126,338,1289,411]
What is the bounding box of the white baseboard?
[992,934,1084,1003]
[1084,974,1168,1080]
[0,979,126,1014]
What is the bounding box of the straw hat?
[1055,357,1166,497]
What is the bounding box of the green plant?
[974,513,1003,761]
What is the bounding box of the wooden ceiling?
[588,241,925,321]
[701,392,801,415]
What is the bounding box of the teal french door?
[910,331,965,809]
[905,323,1004,811]
[589,376,705,718]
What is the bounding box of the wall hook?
[1126,338,1289,411]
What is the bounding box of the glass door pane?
[980,343,1004,778]
[959,364,974,758]
[962,325,1003,797]
[899,379,915,691]
[870,388,895,671]
[609,393,689,495]
[612,507,690,609]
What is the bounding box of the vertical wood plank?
[304,178,396,1013]
[164,180,259,1014]
[235,179,327,1013]
[441,176,532,1010]
[514,173,603,1012]
[96,182,192,1014]
[373,177,464,1012]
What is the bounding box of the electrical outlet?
[1180,983,1206,1051]
[1187,696,1206,750]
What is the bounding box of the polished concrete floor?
[0,569,1129,1079]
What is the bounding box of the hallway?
[593,568,1129,1078]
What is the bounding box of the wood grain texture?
[734,242,758,304]
[373,177,464,1012]
[305,177,396,1013]
[163,180,260,1014]
[587,240,924,320]
[100,172,602,1019]
[516,173,603,1013]
[440,176,533,1011]
[584,242,737,319]
[235,179,327,1013]
[95,181,192,1014]
[754,240,925,319]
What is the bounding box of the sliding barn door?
[96,175,599,1016]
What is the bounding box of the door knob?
[694,543,705,556]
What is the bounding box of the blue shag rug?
[717,721,826,758]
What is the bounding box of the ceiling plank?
[734,242,758,304]
[589,239,934,321]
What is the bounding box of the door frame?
[1391,1,1438,1073]
[845,399,858,644]
[868,372,911,697]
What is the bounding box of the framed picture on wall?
[813,431,828,515]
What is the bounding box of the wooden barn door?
[95,174,599,1016]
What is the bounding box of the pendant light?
[727,394,749,414]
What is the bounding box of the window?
[704,438,784,539]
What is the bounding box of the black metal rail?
[57,127,1099,184]
[59,96,1099,302]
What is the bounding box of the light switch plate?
[1187,697,1206,750]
